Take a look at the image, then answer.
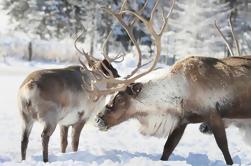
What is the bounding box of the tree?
[166,0,231,59]
[1,0,112,39]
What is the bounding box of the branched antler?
[215,20,234,57]
[215,14,241,57]
[229,14,241,56]
[81,0,175,99]
[101,0,148,64]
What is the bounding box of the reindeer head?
[96,83,143,130]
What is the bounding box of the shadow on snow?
[31,149,242,166]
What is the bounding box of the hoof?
[226,159,233,165]
[160,156,168,161]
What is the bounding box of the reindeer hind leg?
[21,112,33,160]
[208,112,233,165]
[41,122,57,162]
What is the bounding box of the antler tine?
[101,0,148,64]
[229,14,241,56]
[75,30,102,69]
[101,6,142,75]
[101,0,128,63]
[120,0,128,12]
[159,0,175,35]
[102,31,113,63]
[102,34,126,63]
[214,20,234,57]
[129,0,148,26]
[150,0,160,22]
[74,31,94,65]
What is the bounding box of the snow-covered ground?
[0,59,251,166]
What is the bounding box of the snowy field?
[0,59,251,166]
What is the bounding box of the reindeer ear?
[126,83,143,97]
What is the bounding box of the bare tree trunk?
[28,41,32,61]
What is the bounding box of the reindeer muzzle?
[95,113,108,131]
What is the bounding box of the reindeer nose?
[95,116,102,123]
[95,113,104,124]
[95,113,108,131]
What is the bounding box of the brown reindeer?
[96,55,251,165]
[18,35,122,162]
[81,0,251,165]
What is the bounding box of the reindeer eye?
[115,94,124,103]
[105,104,113,112]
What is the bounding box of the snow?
[0,59,251,166]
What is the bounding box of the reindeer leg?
[208,112,233,165]
[41,123,56,162]
[60,125,69,153]
[21,113,33,160]
[71,121,85,152]
[160,124,187,161]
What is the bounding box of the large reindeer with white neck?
[78,0,251,165]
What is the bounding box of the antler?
[228,14,241,56]
[101,0,148,64]
[82,0,175,98]
[215,20,234,57]
[74,30,99,68]
[75,29,119,81]
[215,14,241,57]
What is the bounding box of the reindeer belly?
[58,108,85,126]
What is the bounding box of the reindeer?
[79,0,251,165]
[97,55,251,165]
[18,33,124,162]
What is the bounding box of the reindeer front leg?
[208,111,233,165]
[71,121,85,152]
[160,124,187,160]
